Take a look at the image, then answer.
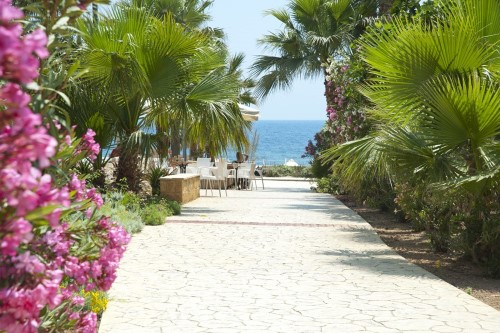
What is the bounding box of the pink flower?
[23,29,48,59]
[1,2,130,331]
[76,312,97,333]
[90,262,102,279]
[42,224,71,256]
[75,128,100,161]
[14,252,44,274]
[71,296,85,306]
[1,219,33,256]
[86,188,103,207]
[0,82,30,108]
[0,0,23,22]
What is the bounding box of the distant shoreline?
[237,120,323,166]
[256,119,324,121]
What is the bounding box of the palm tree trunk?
[170,121,182,157]
[116,147,142,192]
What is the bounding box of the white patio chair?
[238,162,257,190]
[197,157,212,168]
[185,162,199,175]
[226,162,237,189]
[199,166,214,196]
[213,159,229,197]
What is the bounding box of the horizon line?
[258,119,324,121]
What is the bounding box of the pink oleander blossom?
[76,128,100,161]
[0,25,47,83]
[0,0,23,22]
[1,1,130,332]
[76,312,97,333]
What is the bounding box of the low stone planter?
[159,174,200,204]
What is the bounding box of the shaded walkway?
[99,180,500,332]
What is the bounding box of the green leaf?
[25,205,60,221]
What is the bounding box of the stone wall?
[159,174,200,204]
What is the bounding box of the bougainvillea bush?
[323,53,371,145]
[0,1,130,332]
[304,52,373,187]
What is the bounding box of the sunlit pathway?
[99,180,500,332]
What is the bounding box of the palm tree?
[130,0,249,159]
[251,0,377,100]
[324,0,500,259]
[182,52,257,158]
[71,5,248,191]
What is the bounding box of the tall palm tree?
[251,0,377,100]
[130,0,244,159]
[71,5,248,191]
[324,0,500,259]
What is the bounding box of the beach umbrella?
[285,159,299,166]
[238,104,260,121]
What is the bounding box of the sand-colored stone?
[159,174,200,203]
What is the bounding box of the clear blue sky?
[209,0,326,120]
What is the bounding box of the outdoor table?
[228,163,239,189]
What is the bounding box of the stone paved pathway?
[99,180,500,333]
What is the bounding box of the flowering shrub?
[0,1,130,332]
[323,54,370,145]
[81,290,108,315]
[304,52,372,180]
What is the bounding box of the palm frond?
[322,133,391,184]
[265,8,294,29]
[253,0,375,99]
[251,54,319,99]
[420,75,500,158]
[228,53,245,75]
[379,127,464,181]
[328,0,352,20]
[431,167,500,195]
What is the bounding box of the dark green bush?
[316,176,340,194]
[101,192,144,234]
[121,191,141,211]
[101,192,182,231]
[310,157,331,178]
[166,200,181,215]
[395,183,452,251]
[394,181,500,268]
[262,165,313,178]
[141,204,171,226]
[142,196,181,215]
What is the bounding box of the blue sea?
[226,120,324,166]
[104,120,324,166]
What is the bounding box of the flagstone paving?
[99,180,500,333]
